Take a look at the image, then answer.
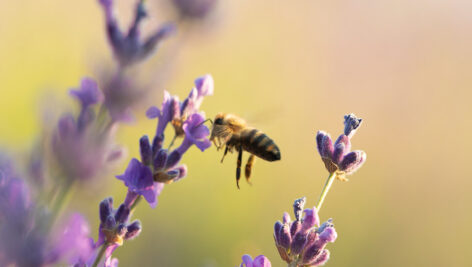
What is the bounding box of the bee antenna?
[197,118,213,127]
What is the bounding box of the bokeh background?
[1,0,471,266]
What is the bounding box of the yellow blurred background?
[1,0,471,266]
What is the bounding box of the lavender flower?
[52,78,123,182]
[316,113,366,181]
[239,254,271,267]
[96,198,142,263]
[98,0,175,67]
[0,161,94,266]
[172,0,218,20]
[147,74,214,138]
[47,213,95,265]
[116,158,163,209]
[274,198,337,266]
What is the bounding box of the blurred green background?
[1,0,471,266]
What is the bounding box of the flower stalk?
[315,172,336,212]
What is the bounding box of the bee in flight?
[209,113,281,188]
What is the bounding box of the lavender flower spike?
[274,197,336,266]
[239,254,271,267]
[98,0,175,67]
[315,113,366,181]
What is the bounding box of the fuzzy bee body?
[210,113,281,188]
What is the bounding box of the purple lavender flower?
[0,161,94,266]
[96,197,142,262]
[316,113,366,181]
[47,213,95,265]
[98,0,175,67]
[116,159,163,209]
[70,78,104,108]
[274,198,337,266]
[239,254,271,267]
[172,0,218,20]
[52,78,123,182]
[147,74,214,138]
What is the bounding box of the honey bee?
[210,113,281,188]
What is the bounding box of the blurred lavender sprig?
[98,0,175,68]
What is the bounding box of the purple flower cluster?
[274,197,337,266]
[93,198,141,266]
[239,254,271,267]
[52,78,123,182]
[0,160,95,266]
[116,74,213,209]
[98,0,175,68]
[316,113,366,181]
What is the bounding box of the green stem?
[315,172,337,212]
[167,135,177,150]
[49,180,75,226]
[130,195,142,213]
[92,243,109,267]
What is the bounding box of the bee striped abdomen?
[240,128,281,161]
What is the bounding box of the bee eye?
[215,118,223,125]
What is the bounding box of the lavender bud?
[316,219,333,234]
[319,227,337,243]
[290,220,302,237]
[343,113,362,138]
[301,240,324,265]
[293,197,306,221]
[153,149,168,170]
[277,224,292,250]
[316,131,334,159]
[290,231,307,255]
[301,208,320,232]
[114,204,130,224]
[124,220,142,240]
[165,150,182,169]
[340,151,366,174]
[152,134,164,154]
[311,249,330,266]
[105,215,116,229]
[332,142,345,165]
[274,221,283,241]
[304,230,318,249]
[282,212,291,224]
[99,197,114,223]
[139,135,152,165]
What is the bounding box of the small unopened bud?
[282,212,291,224]
[301,208,320,232]
[139,135,152,165]
[290,231,307,255]
[165,150,182,169]
[340,151,366,174]
[343,113,362,138]
[99,197,113,223]
[152,135,164,154]
[290,220,302,237]
[293,197,306,221]
[319,227,337,243]
[125,220,142,240]
[153,149,168,170]
[114,204,130,224]
[277,224,292,250]
[309,249,330,266]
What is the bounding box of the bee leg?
[244,154,255,185]
[220,146,229,163]
[236,147,243,189]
